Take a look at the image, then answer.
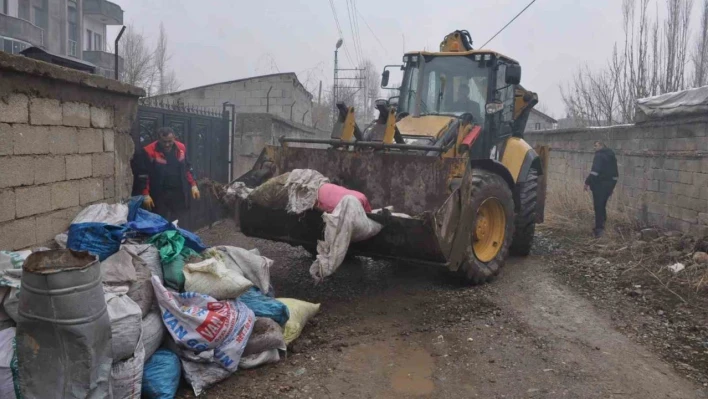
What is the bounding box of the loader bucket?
[238,145,467,266]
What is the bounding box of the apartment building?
[0,0,123,77]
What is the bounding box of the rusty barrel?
[16,249,112,399]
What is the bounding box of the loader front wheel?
[510,168,538,256]
[458,170,515,285]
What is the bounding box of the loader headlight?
[485,102,504,114]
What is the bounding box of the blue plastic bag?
[178,227,208,252]
[67,223,125,261]
[239,287,290,326]
[142,349,181,399]
[126,196,207,252]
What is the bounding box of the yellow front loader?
[237,30,547,284]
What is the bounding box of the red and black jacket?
[137,140,196,202]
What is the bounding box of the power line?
[355,7,387,54]
[351,0,365,62]
[345,0,363,65]
[480,0,537,49]
[328,0,355,65]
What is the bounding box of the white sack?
[72,203,129,225]
[101,249,137,285]
[216,246,273,293]
[238,349,281,369]
[0,327,17,399]
[180,357,233,397]
[142,310,166,360]
[285,169,329,214]
[183,258,253,300]
[110,337,145,399]
[106,293,143,362]
[122,244,162,282]
[55,233,68,249]
[310,195,383,282]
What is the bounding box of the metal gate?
[131,99,230,231]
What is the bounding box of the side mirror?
[381,70,390,88]
[505,64,521,85]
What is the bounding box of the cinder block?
[0,93,29,123]
[62,102,91,127]
[103,129,115,152]
[15,185,51,218]
[699,212,708,225]
[103,177,115,199]
[49,126,78,154]
[13,124,50,155]
[50,181,80,210]
[34,156,66,184]
[35,207,79,244]
[77,128,104,153]
[90,106,113,128]
[79,178,104,205]
[92,152,115,177]
[0,217,36,250]
[66,155,92,180]
[0,189,15,222]
[0,156,35,188]
[30,98,62,125]
[0,124,13,155]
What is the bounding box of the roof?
[530,108,558,123]
[405,50,519,64]
[158,72,314,100]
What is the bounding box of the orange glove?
[143,195,155,210]
[191,186,200,200]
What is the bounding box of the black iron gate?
[131,99,230,232]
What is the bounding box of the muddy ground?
[176,218,708,398]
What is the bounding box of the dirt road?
[181,219,706,398]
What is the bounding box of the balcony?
[0,14,44,47]
[83,50,123,77]
[83,0,124,25]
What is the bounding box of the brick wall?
[0,51,143,250]
[525,117,708,234]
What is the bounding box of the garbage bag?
[183,257,253,300]
[0,328,19,399]
[151,276,255,372]
[277,298,320,345]
[249,172,290,209]
[178,227,208,253]
[101,248,137,285]
[0,287,10,330]
[149,231,201,291]
[141,349,181,399]
[243,317,286,356]
[2,289,18,323]
[126,253,154,317]
[239,287,289,326]
[285,169,330,214]
[148,230,185,264]
[142,310,166,360]
[310,196,383,282]
[316,183,372,213]
[67,223,125,261]
[216,246,273,293]
[122,244,162,282]
[111,338,145,399]
[180,357,232,397]
[106,293,143,362]
[72,203,129,225]
[239,349,281,370]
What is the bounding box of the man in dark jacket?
[136,127,200,221]
[584,140,619,238]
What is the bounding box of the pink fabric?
[316,183,372,213]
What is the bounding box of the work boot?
[593,228,605,239]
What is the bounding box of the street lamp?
[333,38,344,125]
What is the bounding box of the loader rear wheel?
[510,168,538,256]
[458,170,515,285]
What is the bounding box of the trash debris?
[180,356,233,397]
[141,349,181,399]
[249,172,291,209]
[668,263,686,274]
[215,246,273,293]
[239,349,281,369]
[243,318,286,356]
[277,298,320,345]
[239,287,290,326]
[693,251,708,265]
[72,203,130,225]
[111,339,145,399]
[151,276,255,372]
[310,196,383,282]
[285,169,330,214]
[149,231,201,291]
[640,228,660,241]
[183,257,254,300]
[67,222,126,261]
[0,327,18,399]
[316,183,372,213]
[293,367,307,377]
[16,249,112,399]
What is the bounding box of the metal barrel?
[16,249,112,399]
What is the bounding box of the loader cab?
[394,51,519,157]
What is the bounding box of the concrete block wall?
[154,73,314,127]
[0,51,143,250]
[525,117,708,234]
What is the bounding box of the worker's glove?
[143,195,155,210]
[191,186,201,200]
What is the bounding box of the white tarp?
[636,86,708,121]
[310,196,383,282]
[71,203,129,225]
[285,169,330,214]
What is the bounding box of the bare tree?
[662,0,694,92]
[692,0,708,86]
[154,23,180,95]
[119,25,155,93]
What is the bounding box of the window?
[67,4,78,56]
[535,123,541,130]
[1,37,30,54]
[0,0,7,15]
[19,0,30,20]
[86,29,92,51]
[94,33,102,51]
[33,6,45,28]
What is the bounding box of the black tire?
[457,169,515,285]
[510,168,538,256]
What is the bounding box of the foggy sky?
[109,0,631,118]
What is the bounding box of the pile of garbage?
[224,169,387,282]
[0,196,320,398]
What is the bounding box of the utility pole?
[333,38,343,126]
[318,81,322,106]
